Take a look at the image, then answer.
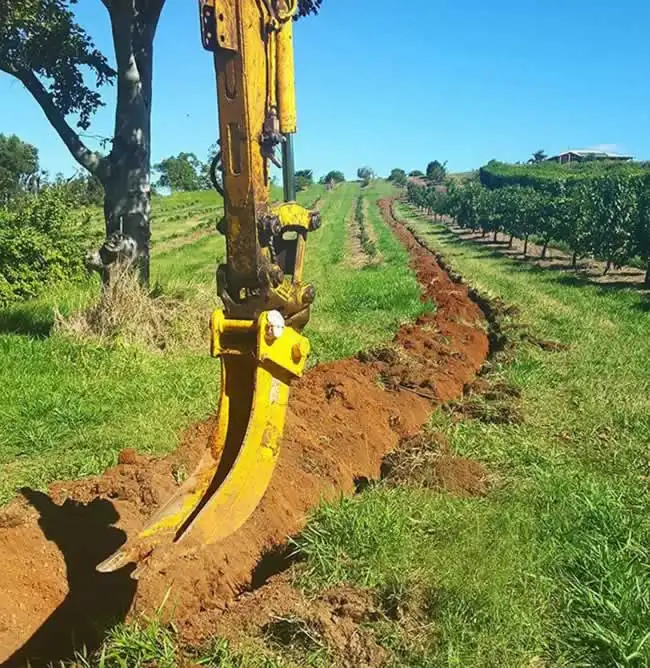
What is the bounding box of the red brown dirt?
[211,574,389,667]
[381,432,489,497]
[0,197,489,666]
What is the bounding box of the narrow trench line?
[0,191,506,664]
[238,197,514,597]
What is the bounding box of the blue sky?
[1,0,649,181]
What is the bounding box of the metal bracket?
[200,0,239,52]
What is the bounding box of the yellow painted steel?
[97,0,317,575]
[96,310,310,575]
[212,0,272,288]
[277,18,297,133]
[273,201,312,229]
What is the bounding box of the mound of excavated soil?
[208,573,390,668]
[0,198,489,667]
[382,432,489,496]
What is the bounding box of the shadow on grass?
[3,489,135,667]
[0,304,55,338]
[554,272,650,295]
[439,229,650,304]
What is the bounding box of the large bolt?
[269,265,284,287]
[291,343,304,363]
[259,214,281,236]
[265,310,285,344]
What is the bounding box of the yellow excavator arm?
[98,0,320,575]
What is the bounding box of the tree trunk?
[524,235,529,257]
[572,250,577,268]
[103,4,158,287]
[493,229,498,243]
[11,1,164,289]
[541,240,548,259]
[604,259,612,275]
[645,259,650,286]
[508,234,514,248]
[481,229,487,238]
[102,166,151,284]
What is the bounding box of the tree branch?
[16,69,106,177]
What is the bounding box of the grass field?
[345,201,650,667]
[2,184,649,667]
[221,199,650,668]
[0,182,424,507]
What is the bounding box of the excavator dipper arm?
[98,0,319,575]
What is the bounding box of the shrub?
[0,187,95,306]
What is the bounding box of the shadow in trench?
[3,489,136,668]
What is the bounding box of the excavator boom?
[98,0,319,575]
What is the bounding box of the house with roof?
[546,149,633,164]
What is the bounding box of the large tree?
[1,0,321,285]
[357,166,374,187]
[426,160,447,184]
[1,0,160,283]
[295,169,313,191]
[388,168,407,186]
[0,134,40,202]
[529,149,548,163]
[319,170,345,186]
[155,152,203,192]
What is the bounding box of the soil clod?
[521,332,569,352]
[382,433,489,496]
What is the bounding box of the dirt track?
[0,198,489,666]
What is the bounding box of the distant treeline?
[407,160,650,282]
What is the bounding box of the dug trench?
[0,196,496,666]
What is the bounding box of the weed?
[355,195,378,258]
[70,617,179,668]
[67,618,287,667]
[54,268,213,353]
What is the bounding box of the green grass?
[296,486,548,667]
[288,199,650,667]
[0,311,216,504]
[304,181,426,364]
[17,183,650,667]
[0,180,426,665]
[0,189,231,504]
[0,183,423,509]
[70,617,302,667]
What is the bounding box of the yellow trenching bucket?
[97,310,309,575]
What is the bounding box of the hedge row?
[479,160,650,191]
[407,170,650,283]
[355,195,376,257]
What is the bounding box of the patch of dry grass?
[54,269,215,353]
